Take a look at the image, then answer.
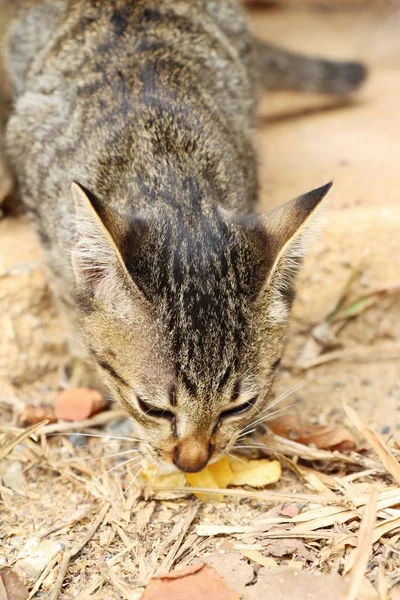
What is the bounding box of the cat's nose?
[173,440,213,473]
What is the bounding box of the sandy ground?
[1,4,400,600]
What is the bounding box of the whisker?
[48,432,149,444]
[53,327,87,351]
[233,444,276,452]
[97,455,143,480]
[265,377,314,412]
[116,465,145,505]
[70,440,138,451]
[236,428,257,440]
[64,448,147,464]
[234,444,275,452]
[264,402,299,420]
[239,379,311,434]
[241,402,297,432]
[228,453,246,464]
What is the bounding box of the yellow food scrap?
[186,455,281,498]
[228,458,281,488]
[142,467,186,489]
[142,455,281,501]
[208,456,233,488]
[185,468,223,502]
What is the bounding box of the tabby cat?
[3,0,365,472]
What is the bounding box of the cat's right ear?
[70,182,140,311]
[252,182,332,322]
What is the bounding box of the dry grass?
[1,403,400,598]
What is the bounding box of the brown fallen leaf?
[140,563,240,600]
[54,388,107,421]
[0,567,29,600]
[262,538,316,561]
[268,415,356,451]
[245,567,379,600]
[20,405,57,426]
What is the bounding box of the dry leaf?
[54,388,107,421]
[19,405,57,426]
[268,415,356,451]
[0,567,29,600]
[245,568,379,600]
[202,553,253,594]
[262,539,315,561]
[140,563,240,600]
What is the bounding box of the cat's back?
[5,0,257,212]
[5,0,255,142]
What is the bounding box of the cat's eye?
[220,395,258,420]
[136,395,174,421]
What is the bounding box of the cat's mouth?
[156,450,224,474]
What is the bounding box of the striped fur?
[4,0,361,470]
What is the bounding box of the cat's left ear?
[70,182,137,308]
[253,182,332,321]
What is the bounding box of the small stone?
[68,433,88,447]
[2,461,26,495]
[15,539,63,583]
[105,418,136,437]
[279,504,300,518]
[54,388,107,421]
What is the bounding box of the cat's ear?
[71,182,134,307]
[255,182,332,322]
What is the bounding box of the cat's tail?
[255,40,367,95]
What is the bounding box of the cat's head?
[71,181,331,472]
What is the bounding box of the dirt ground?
[1,3,400,600]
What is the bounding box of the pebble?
[105,417,136,438]
[68,433,88,447]
[15,539,63,582]
[2,461,26,495]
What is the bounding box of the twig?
[29,552,62,599]
[344,488,378,600]
[299,341,400,370]
[41,410,126,435]
[48,503,110,600]
[74,577,105,600]
[150,485,340,505]
[155,503,200,575]
[0,420,48,460]
[344,403,400,485]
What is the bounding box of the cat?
[3,0,365,472]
